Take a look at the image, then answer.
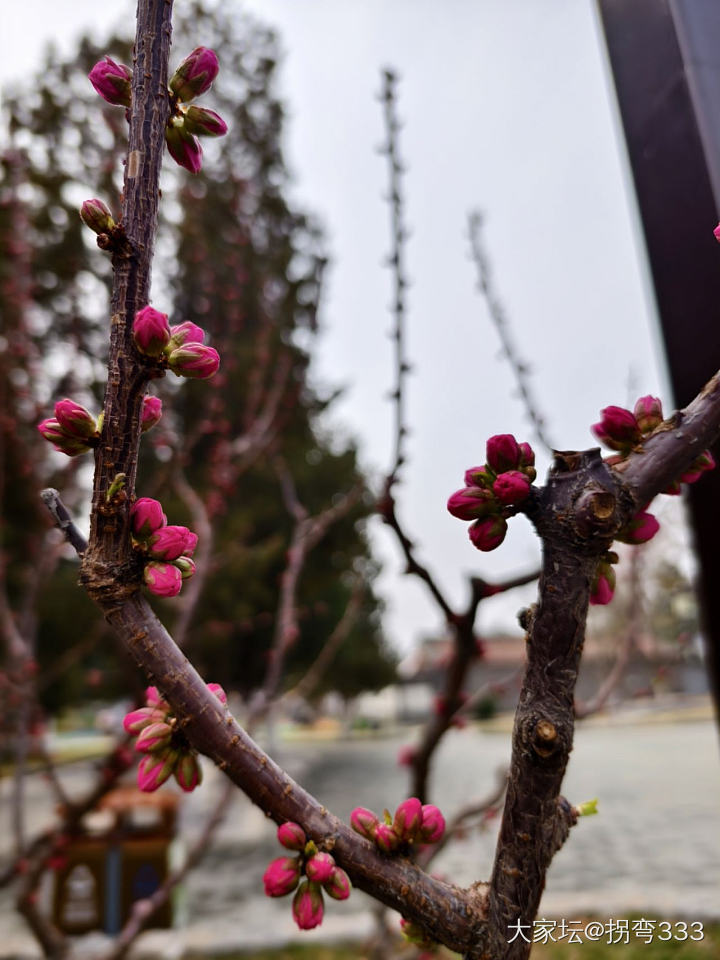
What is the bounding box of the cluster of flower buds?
[131,498,198,597]
[350,798,445,853]
[38,395,162,458]
[88,48,227,174]
[447,434,536,551]
[123,683,226,792]
[37,399,100,456]
[133,306,220,380]
[262,822,351,930]
[589,396,715,605]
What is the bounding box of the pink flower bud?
[183,531,199,556]
[463,465,494,488]
[183,105,228,138]
[263,856,300,897]
[680,450,715,484]
[518,442,535,467]
[168,321,205,347]
[207,682,227,704]
[492,470,531,505]
[591,406,641,451]
[374,823,400,853]
[54,398,98,439]
[397,745,416,768]
[37,418,91,456]
[175,752,202,791]
[418,804,445,843]
[617,510,660,545]
[137,751,176,792]
[324,867,351,901]
[447,486,495,521]
[123,706,165,735]
[277,822,306,851]
[143,561,183,598]
[173,556,196,580]
[350,807,379,840]
[130,498,167,539]
[393,798,423,842]
[145,686,168,709]
[141,395,163,432]
[589,564,616,606]
[148,525,196,561]
[135,721,172,753]
[167,343,220,379]
[468,515,507,552]
[633,395,663,434]
[88,57,132,107]
[714,222,720,243]
[80,198,115,234]
[169,47,220,102]
[292,880,324,930]
[486,434,521,473]
[305,852,336,883]
[165,122,204,173]
[133,306,171,357]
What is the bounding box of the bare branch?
[90,590,488,955]
[171,469,214,649]
[40,489,88,555]
[256,459,363,711]
[467,211,554,453]
[380,69,412,485]
[286,575,365,702]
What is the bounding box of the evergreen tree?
[1,2,395,710]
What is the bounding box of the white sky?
[2,1,684,653]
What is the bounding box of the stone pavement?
[1,714,718,957]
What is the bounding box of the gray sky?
[2,1,683,652]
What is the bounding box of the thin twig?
[467,210,554,453]
[380,69,412,485]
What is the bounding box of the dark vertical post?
[597,0,720,723]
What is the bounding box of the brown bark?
[81,0,173,600]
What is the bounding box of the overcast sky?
[2,1,687,653]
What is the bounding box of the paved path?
[1,717,718,957]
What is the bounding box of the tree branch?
[467,211,553,453]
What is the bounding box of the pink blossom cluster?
[350,797,445,853]
[88,47,227,174]
[447,434,536,551]
[262,822,351,930]
[590,396,715,605]
[123,683,226,792]
[133,306,220,380]
[592,397,714,488]
[130,498,198,597]
[38,395,161,457]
